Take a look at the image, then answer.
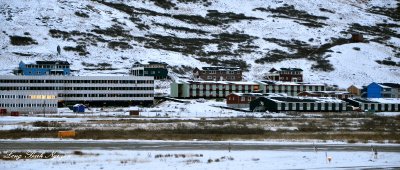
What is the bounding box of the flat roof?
[380,83,400,88]
[231,93,287,97]
[352,98,400,104]
[200,66,241,71]
[184,80,258,85]
[302,91,351,95]
[258,80,325,86]
[266,96,344,103]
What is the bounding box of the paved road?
[1,140,400,152]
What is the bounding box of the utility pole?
[43,100,46,117]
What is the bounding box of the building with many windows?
[0,91,58,114]
[345,98,400,112]
[266,68,303,82]
[170,80,259,98]
[193,66,242,81]
[13,61,71,76]
[250,96,347,112]
[131,61,168,79]
[257,81,326,96]
[366,82,400,98]
[0,75,154,114]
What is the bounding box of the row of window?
[0,103,57,108]
[228,97,253,102]
[0,87,154,91]
[57,93,154,98]
[363,104,400,111]
[278,102,344,111]
[267,86,325,91]
[202,71,240,74]
[278,71,302,74]
[205,76,237,80]
[24,65,69,69]
[190,84,257,89]
[0,95,56,99]
[0,79,153,84]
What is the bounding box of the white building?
[0,75,154,114]
[0,91,58,114]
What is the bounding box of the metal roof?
[200,66,241,71]
[35,61,70,65]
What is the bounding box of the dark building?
[14,61,71,76]
[266,68,303,82]
[131,61,168,79]
[193,66,242,81]
[250,96,347,112]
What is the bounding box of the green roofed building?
[131,61,169,80]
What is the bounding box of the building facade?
[193,66,242,81]
[266,68,303,82]
[14,61,71,76]
[0,75,154,113]
[298,91,353,99]
[131,61,168,79]
[226,93,265,108]
[250,96,347,112]
[347,85,362,96]
[0,91,58,114]
[257,81,326,96]
[226,93,286,108]
[366,82,399,98]
[345,98,400,112]
[170,80,259,98]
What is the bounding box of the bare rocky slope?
[0,0,399,87]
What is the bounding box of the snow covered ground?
[0,0,399,88]
[1,149,399,170]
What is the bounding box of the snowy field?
[1,149,399,170]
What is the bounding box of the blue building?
[366,82,398,98]
[14,61,71,76]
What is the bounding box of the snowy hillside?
[0,0,399,88]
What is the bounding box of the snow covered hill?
[0,0,399,88]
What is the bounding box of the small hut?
[73,104,85,113]
[351,33,364,42]
[129,107,140,116]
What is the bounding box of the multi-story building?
[131,61,168,79]
[250,96,347,112]
[0,75,154,114]
[170,80,259,98]
[266,68,303,82]
[13,61,71,76]
[193,66,242,81]
[257,81,326,96]
[0,91,58,114]
[366,82,400,98]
